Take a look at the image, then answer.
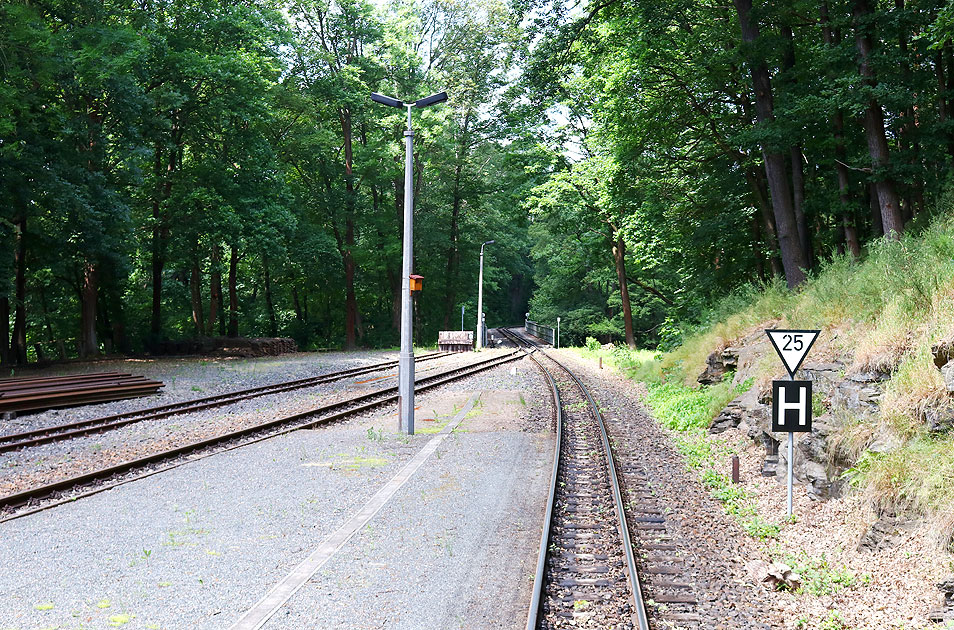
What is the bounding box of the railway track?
[501,328,648,630]
[0,352,451,454]
[0,349,521,517]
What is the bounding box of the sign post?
[766,329,820,517]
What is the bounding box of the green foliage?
[781,551,865,596]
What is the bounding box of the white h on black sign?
[772,380,812,433]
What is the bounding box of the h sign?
[772,380,812,433]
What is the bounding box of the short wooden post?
[731,455,740,483]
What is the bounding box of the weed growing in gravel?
[33,602,54,611]
[366,426,384,442]
[781,551,867,596]
[742,516,781,539]
[796,610,853,630]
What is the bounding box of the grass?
[631,211,954,547]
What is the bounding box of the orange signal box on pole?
[409,274,423,292]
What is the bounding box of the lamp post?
[476,240,494,350]
[371,90,448,434]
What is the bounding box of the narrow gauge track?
[499,328,649,630]
[0,349,521,516]
[0,352,451,454]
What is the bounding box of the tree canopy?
[2,0,950,362]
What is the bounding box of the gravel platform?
[0,351,488,496]
[0,356,554,630]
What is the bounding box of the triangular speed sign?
[765,329,820,378]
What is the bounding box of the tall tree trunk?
[751,215,766,281]
[292,286,304,323]
[190,256,204,335]
[780,24,813,269]
[734,0,808,288]
[391,167,403,333]
[442,160,464,331]
[612,236,636,349]
[442,111,471,331]
[208,246,222,336]
[263,253,277,337]
[821,2,861,259]
[151,143,175,337]
[790,146,812,267]
[745,167,783,277]
[340,107,358,349]
[79,262,98,358]
[0,297,9,366]
[13,216,27,365]
[853,0,903,238]
[228,244,239,338]
[868,183,884,237]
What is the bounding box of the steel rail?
[0,352,451,453]
[0,349,522,513]
[503,327,649,630]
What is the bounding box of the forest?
[2,0,953,363]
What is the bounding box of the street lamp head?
[370,92,404,108]
[483,240,495,246]
[414,91,448,108]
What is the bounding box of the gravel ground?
[0,357,554,630]
[557,348,951,630]
[552,349,781,630]
[262,413,552,629]
[725,426,948,629]
[0,351,491,496]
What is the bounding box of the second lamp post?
[476,240,494,350]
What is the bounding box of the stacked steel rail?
[0,349,523,516]
[500,328,648,630]
[0,352,450,454]
[0,373,164,416]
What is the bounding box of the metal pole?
[787,371,794,517]
[476,245,485,350]
[557,317,561,349]
[398,105,415,435]
[461,305,465,331]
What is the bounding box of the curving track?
[501,328,649,630]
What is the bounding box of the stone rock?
[709,397,744,434]
[698,347,740,385]
[760,562,802,591]
[941,360,954,393]
[867,434,902,454]
[933,340,954,369]
[857,513,917,552]
[925,405,954,434]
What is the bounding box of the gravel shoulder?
[0,354,554,630]
[556,348,948,630]
[553,349,781,630]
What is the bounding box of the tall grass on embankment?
[604,212,954,546]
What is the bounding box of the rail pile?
[0,373,164,415]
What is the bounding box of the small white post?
[557,317,561,349]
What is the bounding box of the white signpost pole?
[787,368,794,518]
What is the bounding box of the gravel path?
[0,357,554,630]
[552,349,781,630]
[0,351,490,497]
